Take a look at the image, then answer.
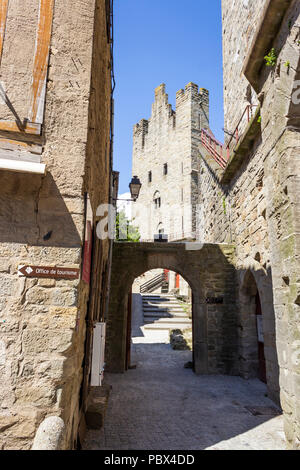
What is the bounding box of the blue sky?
[113,0,224,194]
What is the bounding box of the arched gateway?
[105,242,238,375]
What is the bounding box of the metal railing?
[200,129,228,169]
[140,273,169,294]
[200,104,259,169]
[226,104,258,150]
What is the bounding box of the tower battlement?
[134,118,149,136]
[133,82,209,141]
[176,83,209,106]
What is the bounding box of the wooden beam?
[0,137,42,155]
[0,158,46,175]
[28,0,55,124]
[0,120,41,135]
[0,0,9,66]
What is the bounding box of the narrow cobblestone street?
[83,294,285,450]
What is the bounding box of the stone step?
[143,300,182,305]
[144,316,189,323]
[144,316,191,323]
[144,320,190,326]
[143,297,178,301]
[142,301,180,306]
[143,323,192,330]
[144,314,190,320]
[142,294,176,298]
[142,298,175,303]
[143,312,188,318]
[143,305,184,312]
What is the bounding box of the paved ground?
[83,294,286,451]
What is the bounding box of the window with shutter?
[0,0,55,173]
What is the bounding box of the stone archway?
[128,267,193,369]
[239,268,280,404]
[105,242,239,376]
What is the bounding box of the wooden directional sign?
[18,265,80,280]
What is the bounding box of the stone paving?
[83,294,286,451]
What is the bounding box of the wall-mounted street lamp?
[129,175,142,201]
[113,176,142,202]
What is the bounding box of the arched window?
[153,191,161,209]
[157,222,164,234]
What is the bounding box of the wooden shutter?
[0,0,54,135]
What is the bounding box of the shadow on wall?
[0,171,82,247]
[239,266,280,405]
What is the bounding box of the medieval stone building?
[132,83,209,242]
[0,0,114,449]
[217,0,299,449]
[197,0,300,449]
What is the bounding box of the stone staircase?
[142,293,192,331]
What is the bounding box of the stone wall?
[0,0,112,450]
[195,0,300,449]
[221,0,265,141]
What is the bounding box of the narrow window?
[163,163,168,175]
[154,197,161,209]
[153,191,161,209]
[148,171,152,183]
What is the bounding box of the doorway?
[126,269,194,371]
[255,292,267,383]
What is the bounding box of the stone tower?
[132,83,209,241]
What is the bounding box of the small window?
[153,191,161,209]
[157,223,164,234]
[154,197,161,209]
[163,163,168,175]
[148,171,152,183]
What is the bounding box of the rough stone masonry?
[0,0,113,450]
[203,0,300,449]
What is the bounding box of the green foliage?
[284,61,290,68]
[257,115,261,123]
[115,210,140,242]
[264,48,277,67]
[222,197,226,215]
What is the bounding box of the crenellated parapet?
[133,82,209,153]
